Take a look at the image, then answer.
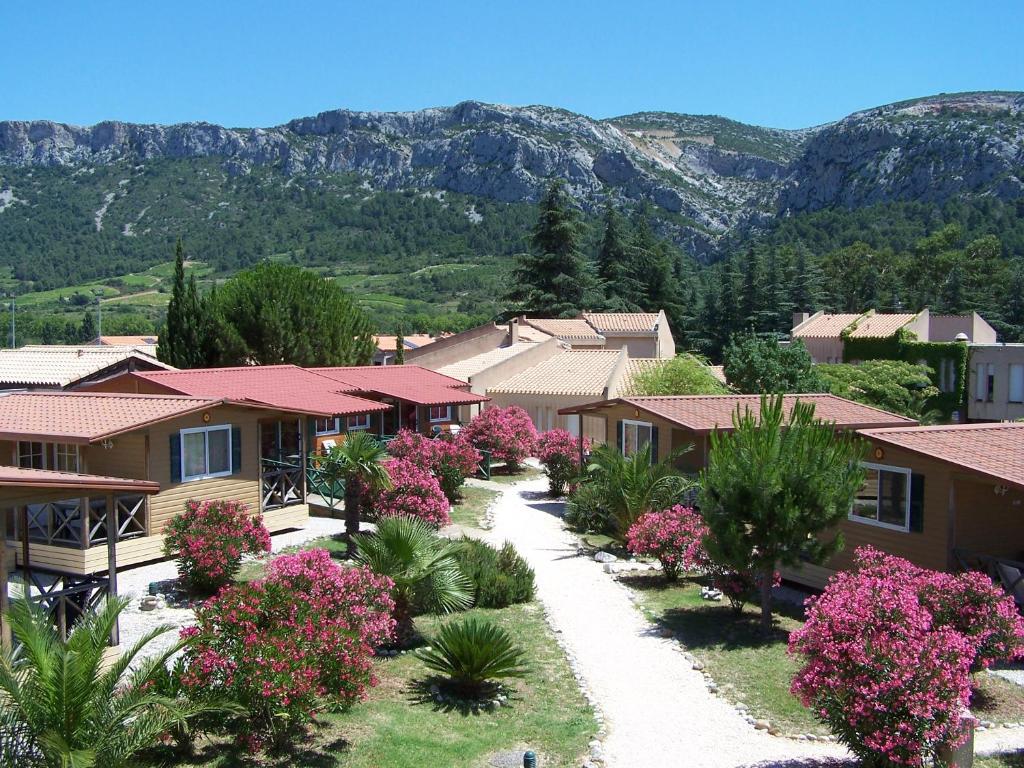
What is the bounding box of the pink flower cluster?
[372,457,451,527]
[536,429,590,496]
[789,547,1024,766]
[180,549,395,751]
[163,499,271,594]
[387,429,481,501]
[626,505,710,581]
[461,405,538,471]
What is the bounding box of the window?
[850,463,911,531]
[53,443,80,473]
[347,413,371,431]
[314,417,340,436]
[976,362,996,402]
[17,441,44,469]
[621,420,653,458]
[939,358,958,394]
[428,406,452,423]
[1010,364,1024,404]
[181,425,232,481]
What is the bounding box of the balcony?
[5,493,148,549]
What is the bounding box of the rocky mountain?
[0,91,1021,271]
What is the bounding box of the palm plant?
[417,617,528,697]
[0,594,210,768]
[354,515,472,644]
[582,443,693,540]
[319,431,393,556]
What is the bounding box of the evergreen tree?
[395,327,405,365]
[738,247,760,330]
[158,239,202,367]
[505,180,594,317]
[755,249,792,334]
[723,333,826,394]
[78,308,96,344]
[596,205,642,309]
[789,245,823,314]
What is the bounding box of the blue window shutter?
[307,418,317,450]
[909,473,924,532]
[650,426,659,464]
[169,433,181,483]
[231,426,242,475]
[616,421,623,454]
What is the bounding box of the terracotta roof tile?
[373,334,441,352]
[791,314,864,339]
[1,346,172,387]
[313,365,488,406]
[582,312,660,333]
[523,318,605,342]
[618,358,665,395]
[859,423,1024,490]
[847,313,917,338]
[488,351,621,396]
[561,394,915,433]
[436,343,538,381]
[0,466,159,494]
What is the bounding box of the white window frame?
[1009,364,1024,404]
[314,417,341,436]
[621,419,653,458]
[428,405,452,423]
[347,413,372,431]
[180,425,233,482]
[849,462,911,532]
[53,443,80,473]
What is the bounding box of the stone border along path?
[482,475,1024,767]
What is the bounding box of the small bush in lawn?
[454,537,535,608]
[163,499,270,594]
[180,549,395,752]
[789,546,1024,767]
[626,505,709,581]
[564,482,610,534]
[417,616,529,698]
[461,405,537,472]
[373,457,451,528]
[537,428,589,496]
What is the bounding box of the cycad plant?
[354,515,472,644]
[0,594,209,768]
[320,431,393,556]
[582,443,692,540]
[417,617,528,697]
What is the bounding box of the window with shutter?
[850,462,912,532]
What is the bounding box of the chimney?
[509,316,522,344]
[792,312,810,330]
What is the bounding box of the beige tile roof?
[436,343,539,382]
[847,313,917,338]
[373,334,442,352]
[98,335,158,347]
[523,318,605,342]
[515,325,553,342]
[791,313,863,339]
[488,351,622,396]
[2,346,173,387]
[708,365,727,384]
[618,358,665,395]
[859,423,1024,491]
[583,312,660,333]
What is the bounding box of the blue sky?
[1,1,1021,129]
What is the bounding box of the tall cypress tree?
[395,327,406,365]
[738,247,760,331]
[596,204,642,309]
[505,180,594,317]
[158,238,202,368]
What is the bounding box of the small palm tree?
[319,431,393,556]
[354,515,472,645]
[583,443,692,540]
[0,593,209,768]
[417,617,528,697]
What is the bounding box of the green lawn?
[979,754,1024,767]
[623,573,1024,737]
[145,601,594,768]
[486,464,543,485]
[448,486,498,530]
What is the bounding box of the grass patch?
[624,574,1024,737]
[979,754,1024,768]
[486,465,543,485]
[448,486,498,530]
[145,602,594,768]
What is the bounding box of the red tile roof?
[0,466,159,494]
[560,394,915,433]
[131,365,389,416]
[0,392,242,443]
[859,423,1024,490]
[313,365,489,407]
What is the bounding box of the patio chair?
[995,562,1024,607]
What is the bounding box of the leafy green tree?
[699,396,868,630]
[0,594,211,768]
[207,261,375,366]
[723,333,827,394]
[816,360,940,420]
[629,354,730,396]
[158,239,203,368]
[318,432,393,556]
[505,180,596,317]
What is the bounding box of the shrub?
[373,458,451,528]
[454,537,535,608]
[417,617,529,697]
[789,547,1024,767]
[163,499,271,594]
[626,505,709,581]
[387,429,481,502]
[564,482,611,534]
[386,429,438,470]
[180,549,395,751]
[461,405,538,472]
[537,429,589,496]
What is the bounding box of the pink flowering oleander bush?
[386,429,438,470]
[180,549,395,752]
[537,429,589,496]
[162,499,271,594]
[372,457,451,527]
[625,505,709,581]
[387,429,481,502]
[789,547,1024,767]
[461,405,538,472]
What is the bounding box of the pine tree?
[789,244,823,314]
[596,205,642,309]
[158,239,202,368]
[738,247,760,331]
[755,249,792,334]
[505,180,594,318]
[78,309,96,344]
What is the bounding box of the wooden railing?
[21,567,111,641]
[261,458,305,510]
[12,493,147,549]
